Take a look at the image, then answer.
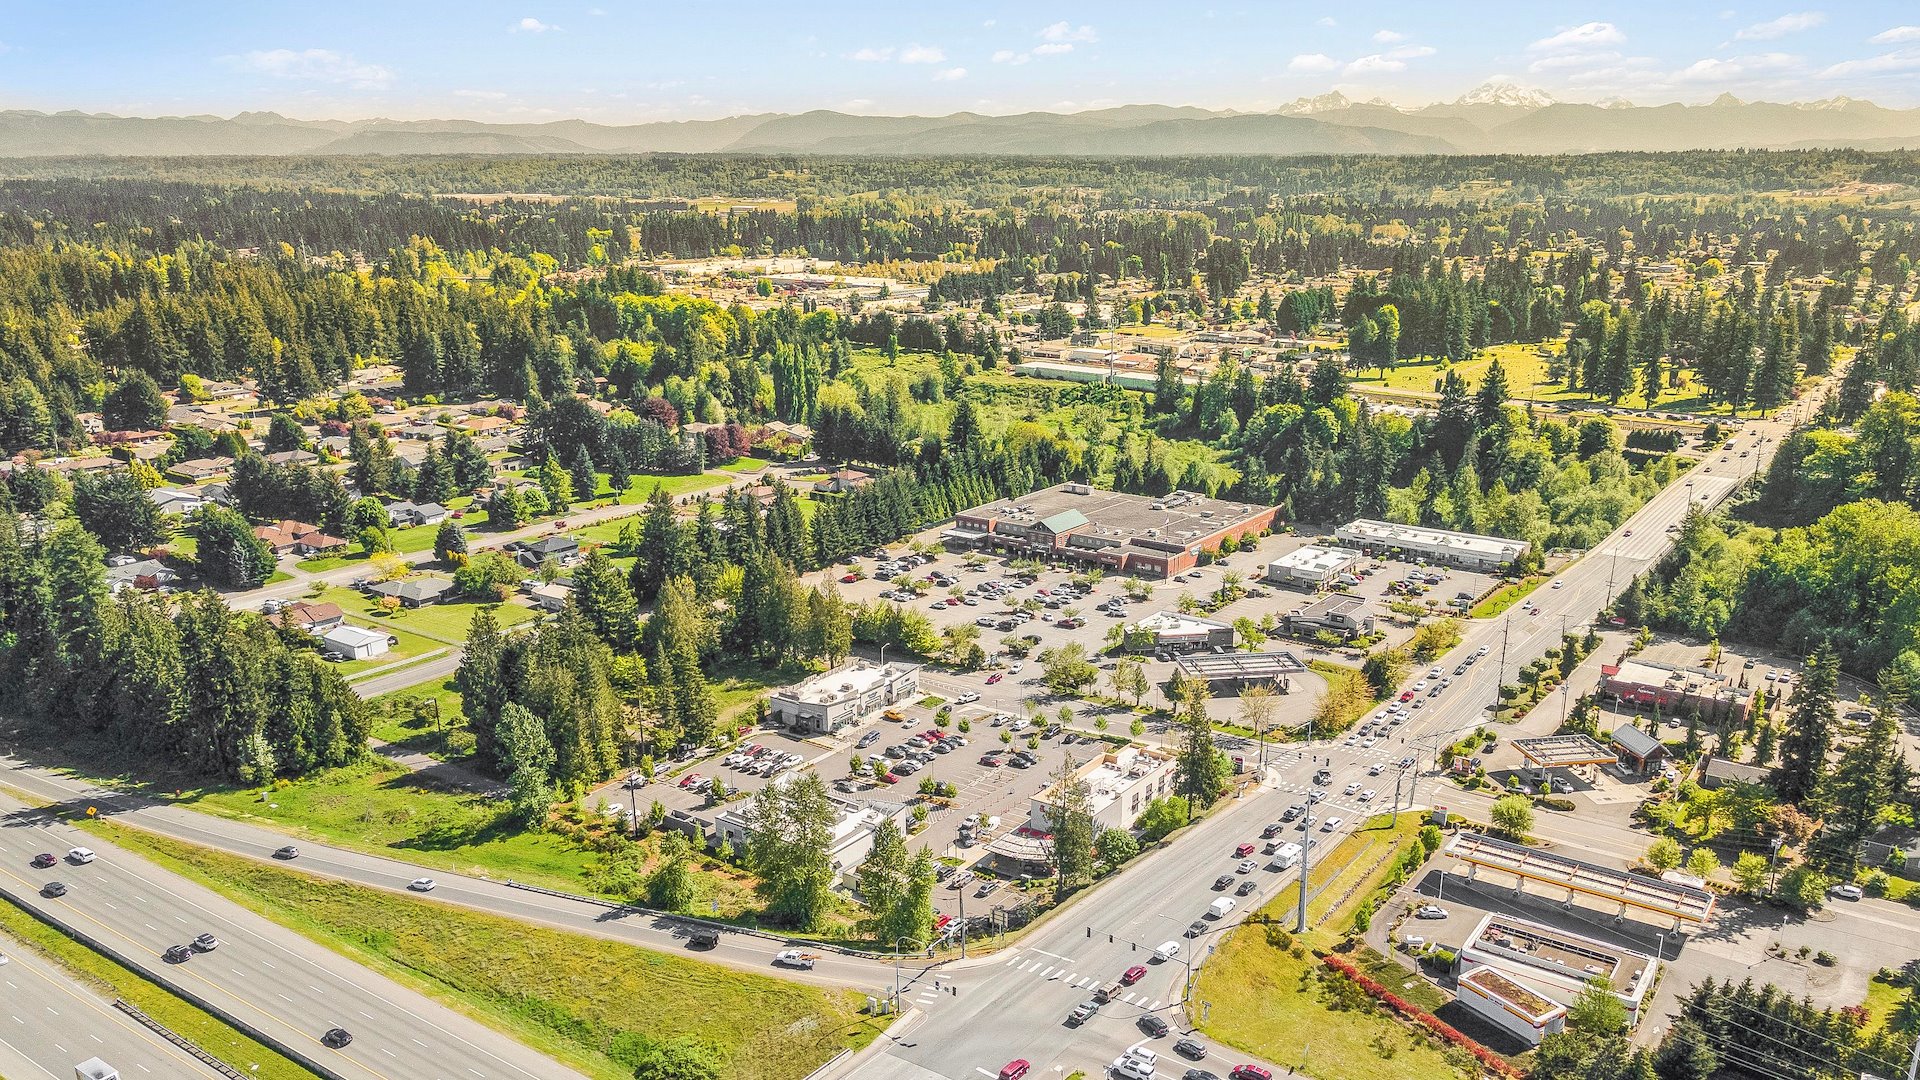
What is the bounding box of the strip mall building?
[948,483,1278,579]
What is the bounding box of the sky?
[4,1,1920,123]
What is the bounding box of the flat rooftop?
[1464,914,1652,997]
[1458,965,1565,1022]
[962,484,1274,547]
[1447,833,1717,923]
[1336,518,1529,560]
[1290,593,1369,618]
[1128,610,1230,636]
[1513,734,1620,769]
[1176,651,1307,681]
[1269,544,1360,574]
[775,661,916,707]
[1040,747,1172,818]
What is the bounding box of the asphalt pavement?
[0,790,586,1080]
[0,930,227,1078]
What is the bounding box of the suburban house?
[812,468,874,495]
[367,577,456,608]
[267,601,346,633]
[510,536,581,569]
[766,660,921,735]
[385,501,449,528]
[318,624,392,661]
[166,457,235,484]
[147,488,205,515]
[528,582,573,612]
[104,558,179,594]
[263,449,319,468]
[253,520,348,556]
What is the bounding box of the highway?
[0,791,587,1080]
[0,929,228,1078]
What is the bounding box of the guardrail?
[111,999,247,1079]
[801,1048,853,1080]
[0,883,348,1080]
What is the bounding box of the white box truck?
[1267,842,1302,871]
[76,1060,120,1080]
[1207,896,1236,919]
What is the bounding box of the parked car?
[997,1061,1030,1080]
[1414,904,1449,919]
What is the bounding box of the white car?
[1343,782,1361,795]
[67,847,96,864]
[1831,884,1865,901]
[1321,817,1343,831]
[1009,662,1024,674]
[1358,789,1377,802]
[954,692,980,705]
[1415,904,1449,919]
[1551,579,1564,589]
[409,878,437,892]
[1411,680,1428,692]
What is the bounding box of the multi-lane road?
[0,791,587,1080]
[0,929,228,1078]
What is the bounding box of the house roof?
[1610,725,1665,760]
[523,536,579,554]
[370,577,455,601]
[269,601,343,629]
[320,624,388,648]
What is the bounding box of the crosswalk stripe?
[1123,992,1138,1004]
[1148,1000,1161,1010]
[1038,965,1055,978]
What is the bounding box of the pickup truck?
[773,949,820,969]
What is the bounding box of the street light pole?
[892,935,924,1014]
[1295,798,1315,934]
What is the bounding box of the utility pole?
[1294,798,1315,933]
[1492,616,1512,719]
[1559,613,1574,730]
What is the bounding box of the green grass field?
[1469,575,1546,619]
[333,622,444,676]
[0,896,312,1079]
[87,824,885,1080]
[313,584,539,643]
[1350,342,1753,415]
[1193,813,1469,1080]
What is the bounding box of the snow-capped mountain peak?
[1276,91,1355,116]
[1454,80,1555,109]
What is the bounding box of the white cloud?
[1037,21,1098,43]
[1287,52,1341,73]
[1820,48,1920,77]
[1345,54,1406,74]
[230,48,394,89]
[991,49,1023,64]
[1870,26,1920,44]
[1734,11,1824,40]
[1529,22,1626,53]
[1670,51,1799,82]
[1315,17,1336,28]
[1032,42,1074,56]
[1372,29,1407,43]
[1386,44,1436,59]
[932,66,968,81]
[511,17,555,33]
[454,89,507,100]
[898,44,946,64]
[849,47,894,62]
[982,18,996,28]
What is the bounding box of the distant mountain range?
[7,83,1920,157]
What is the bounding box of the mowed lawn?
[313,584,541,643]
[91,824,885,1080]
[1192,814,1469,1080]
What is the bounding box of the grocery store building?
[1333,519,1529,572]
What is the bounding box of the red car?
[1230,1066,1273,1080]
[998,1062,1030,1080]
[986,672,1004,684]
[677,773,701,789]
[1233,843,1255,858]
[1399,690,1415,702]
[840,574,859,583]
[30,852,56,868]
[1121,964,1147,985]
[980,755,1003,767]
[879,772,900,784]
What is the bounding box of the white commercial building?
[1457,913,1659,1027]
[713,792,909,879]
[767,660,920,736]
[1334,519,1529,572]
[1455,965,1568,1047]
[1266,544,1361,589]
[1123,610,1235,653]
[1026,746,1179,834]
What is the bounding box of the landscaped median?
[1189,813,1503,1080]
[83,821,887,1080]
